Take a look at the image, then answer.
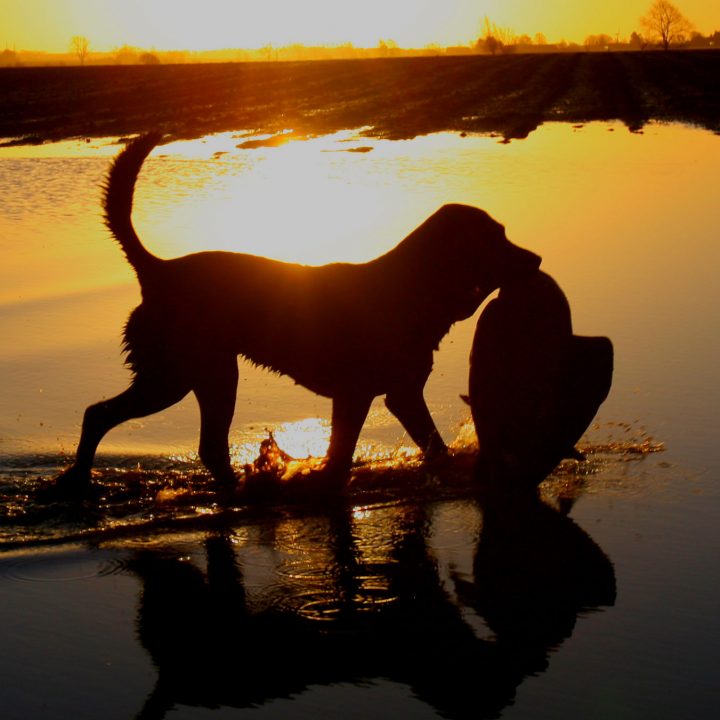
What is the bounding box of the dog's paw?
[36,466,93,503]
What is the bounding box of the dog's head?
[403,204,542,322]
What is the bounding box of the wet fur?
[56,133,541,492]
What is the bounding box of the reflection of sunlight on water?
[130,121,720,273]
[227,417,331,467]
[270,503,423,619]
[224,411,422,471]
[265,500,486,620]
[0,137,123,159]
[272,417,330,458]
[134,129,486,266]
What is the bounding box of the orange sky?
[1,0,717,52]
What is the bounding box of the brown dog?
[52,133,541,495]
[469,271,613,486]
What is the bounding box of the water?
[0,123,719,719]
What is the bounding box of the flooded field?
[1,52,719,146]
[1,120,719,719]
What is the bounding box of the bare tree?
[639,0,694,50]
[476,16,516,55]
[139,52,160,65]
[70,35,90,65]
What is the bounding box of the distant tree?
[534,32,548,46]
[1,48,19,66]
[377,39,399,57]
[584,33,613,50]
[476,16,516,55]
[629,31,648,49]
[687,31,706,48]
[114,44,138,64]
[260,43,278,62]
[640,0,694,50]
[70,35,90,65]
[139,52,160,65]
[483,35,500,55]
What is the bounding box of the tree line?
[1,0,716,68]
[477,1,711,54]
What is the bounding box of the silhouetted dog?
[469,271,613,485]
[51,133,541,495]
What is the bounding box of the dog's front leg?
[323,393,375,480]
[193,354,239,489]
[385,384,447,460]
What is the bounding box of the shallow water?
[0,123,719,719]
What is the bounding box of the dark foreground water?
[0,123,718,718]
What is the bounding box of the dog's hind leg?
[192,354,239,489]
[53,373,192,495]
[385,384,447,460]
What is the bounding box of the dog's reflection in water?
[128,482,615,720]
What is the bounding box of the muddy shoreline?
[1,51,719,146]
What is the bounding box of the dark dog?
[469,271,613,485]
[52,133,541,495]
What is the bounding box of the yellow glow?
[229,413,418,473]
[2,1,717,53]
[272,418,330,458]
[133,130,467,265]
[229,418,330,467]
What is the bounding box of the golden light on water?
[133,122,708,271]
[5,123,709,289]
[270,418,331,458]
[228,418,331,468]
[136,130,442,266]
[227,412,421,476]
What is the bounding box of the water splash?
[0,418,665,550]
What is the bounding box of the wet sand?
[1,51,719,146]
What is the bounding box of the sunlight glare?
[134,130,491,267]
[273,417,331,458]
[229,417,331,468]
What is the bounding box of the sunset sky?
[1,0,717,52]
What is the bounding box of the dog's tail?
[103,132,164,280]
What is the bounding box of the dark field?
[1,51,719,146]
